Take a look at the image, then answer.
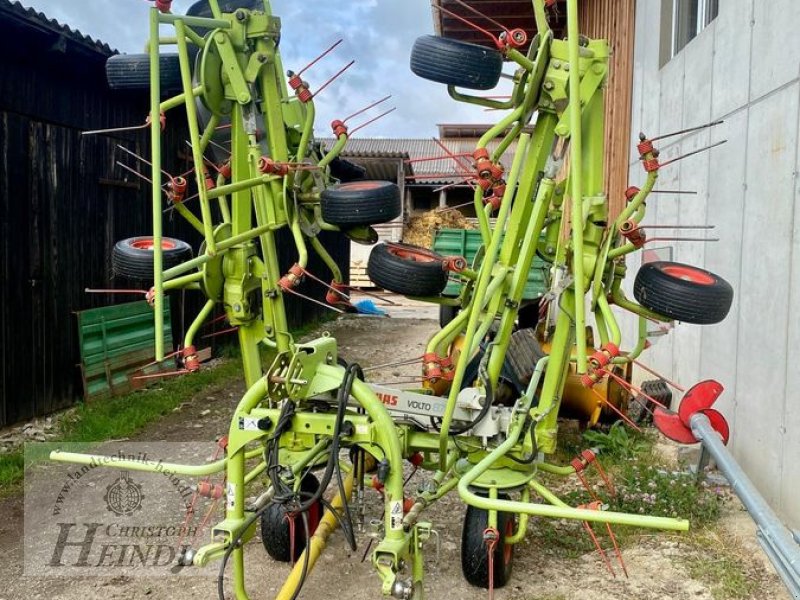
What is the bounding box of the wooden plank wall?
[0,19,349,426]
[579,0,636,218]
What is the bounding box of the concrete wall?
[628,0,800,525]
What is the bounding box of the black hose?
[288,511,310,600]
[217,362,363,600]
[503,415,538,464]
[430,346,495,436]
[330,363,362,551]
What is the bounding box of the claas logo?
[376,392,398,406]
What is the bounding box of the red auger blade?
[678,380,724,427]
[697,408,730,444]
[654,379,730,445]
[653,408,698,444]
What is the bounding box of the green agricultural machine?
[50,0,740,598]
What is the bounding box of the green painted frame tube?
[537,462,577,477]
[566,0,587,374]
[504,486,530,544]
[50,447,263,477]
[216,173,232,223]
[173,202,206,234]
[159,85,203,112]
[161,223,274,280]
[175,19,217,254]
[199,112,220,153]
[427,305,470,355]
[533,0,550,35]
[607,241,637,260]
[185,298,215,348]
[207,173,279,199]
[533,291,575,452]
[471,105,527,244]
[181,25,206,48]
[486,177,554,383]
[295,100,316,164]
[284,178,309,271]
[319,365,406,542]
[430,266,507,357]
[437,134,529,468]
[318,133,348,170]
[612,315,648,364]
[159,13,230,29]
[596,292,621,346]
[594,302,611,346]
[610,276,670,322]
[163,270,203,290]
[149,8,165,361]
[448,86,515,110]
[616,168,658,226]
[505,47,534,71]
[458,417,688,530]
[310,235,343,283]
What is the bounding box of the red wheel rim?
[502,517,513,564]
[131,238,177,251]
[386,244,439,264]
[339,181,384,191]
[661,264,714,285]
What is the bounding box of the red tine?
[296,39,343,77]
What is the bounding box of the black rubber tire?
[628,379,673,424]
[440,304,458,328]
[410,35,503,91]
[106,54,183,93]
[633,261,733,325]
[188,0,263,16]
[260,473,323,563]
[516,300,542,330]
[321,181,401,227]
[329,157,367,183]
[461,502,516,589]
[367,243,448,296]
[111,236,193,280]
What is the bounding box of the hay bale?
[402,209,474,249]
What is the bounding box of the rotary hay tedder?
[49,0,749,598]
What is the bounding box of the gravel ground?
[0,296,790,600]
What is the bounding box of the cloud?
[16,0,505,137]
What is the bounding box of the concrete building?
[433,0,800,525]
[626,0,800,526]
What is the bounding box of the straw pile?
[402,209,474,249]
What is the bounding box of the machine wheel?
[410,35,503,90]
[461,502,516,589]
[321,181,401,227]
[367,243,448,296]
[329,157,367,183]
[439,304,458,328]
[628,379,673,424]
[105,54,183,93]
[187,0,263,17]
[633,261,733,325]
[111,236,192,280]
[516,300,542,330]
[260,473,323,563]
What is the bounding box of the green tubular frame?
[49,1,691,598]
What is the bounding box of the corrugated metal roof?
[0,0,116,55]
[322,135,521,185]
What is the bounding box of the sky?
[17,0,509,138]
